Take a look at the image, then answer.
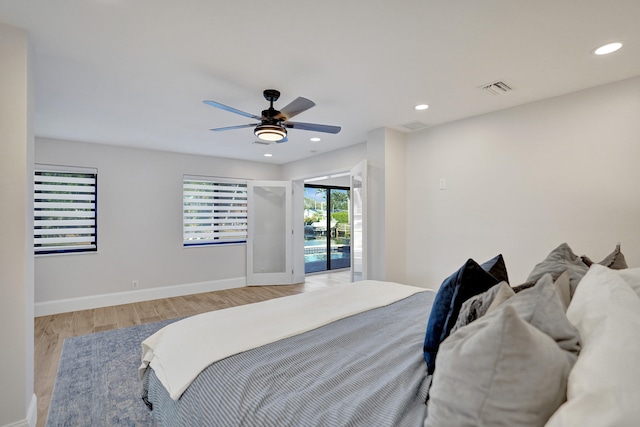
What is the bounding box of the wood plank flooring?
[33,270,350,427]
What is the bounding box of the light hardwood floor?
[34,270,351,427]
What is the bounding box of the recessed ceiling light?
[414,104,429,111]
[593,42,623,55]
[310,137,321,142]
[264,153,273,157]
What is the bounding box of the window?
[183,175,248,246]
[34,165,97,255]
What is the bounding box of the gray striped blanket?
[141,290,435,426]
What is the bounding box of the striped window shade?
[34,165,97,255]
[183,175,248,246]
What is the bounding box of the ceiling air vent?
[479,81,513,96]
[402,121,428,131]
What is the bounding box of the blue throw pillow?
[423,254,508,374]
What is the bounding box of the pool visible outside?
[305,252,350,262]
[304,237,350,273]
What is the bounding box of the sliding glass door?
[304,185,351,274]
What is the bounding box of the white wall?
[382,128,407,283]
[361,128,409,283]
[405,75,640,288]
[366,129,387,280]
[35,139,281,314]
[281,142,366,181]
[0,22,36,427]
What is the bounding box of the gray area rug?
[47,318,181,427]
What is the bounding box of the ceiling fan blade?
[285,121,341,134]
[203,100,261,120]
[209,123,256,132]
[274,97,316,120]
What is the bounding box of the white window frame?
[183,175,248,246]
[34,164,97,255]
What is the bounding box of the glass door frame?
[303,183,351,274]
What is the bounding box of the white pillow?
[545,265,640,427]
[615,267,640,297]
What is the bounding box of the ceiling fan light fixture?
[254,124,287,141]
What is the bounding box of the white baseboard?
[34,278,246,316]
[1,419,29,427]
[27,394,37,427]
[1,394,36,427]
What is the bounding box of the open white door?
[246,180,293,285]
[350,161,367,282]
[291,180,305,284]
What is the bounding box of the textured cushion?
[426,304,578,427]
[545,265,640,427]
[423,255,507,374]
[450,282,513,334]
[526,243,589,296]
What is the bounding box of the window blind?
[183,176,248,246]
[34,166,97,254]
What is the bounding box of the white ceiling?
[2,0,640,165]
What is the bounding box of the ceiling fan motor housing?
[263,89,280,102]
[262,109,281,120]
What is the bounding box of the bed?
[139,243,640,427]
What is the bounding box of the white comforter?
[139,280,425,400]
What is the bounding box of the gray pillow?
[425,305,577,427]
[581,243,628,270]
[599,243,628,269]
[501,274,581,354]
[526,243,589,297]
[486,282,516,313]
[553,270,571,311]
[450,282,514,334]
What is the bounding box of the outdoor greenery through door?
[304,184,351,274]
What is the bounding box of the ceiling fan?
[203,89,341,143]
